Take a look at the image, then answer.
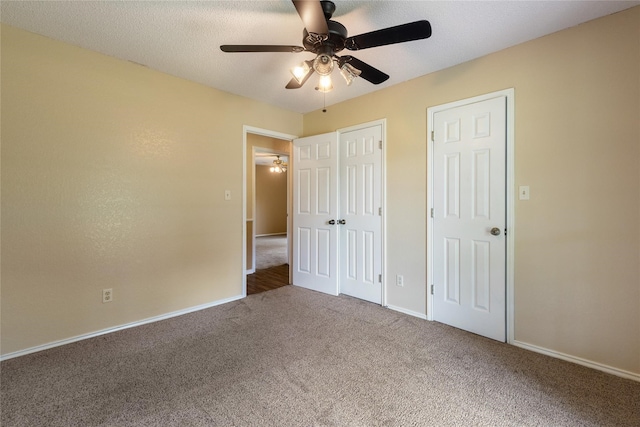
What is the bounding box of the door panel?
[433,96,506,341]
[292,133,339,295]
[444,237,460,304]
[339,125,383,304]
[297,227,311,273]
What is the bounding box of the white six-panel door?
[339,125,383,304]
[292,133,340,295]
[292,124,384,302]
[432,96,507,342]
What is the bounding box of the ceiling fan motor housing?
[303,20,347,54]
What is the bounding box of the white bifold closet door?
[293,124,383,304]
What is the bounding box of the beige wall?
[0,25,302,355]
[255,165,287,236]
[303,7,640,375]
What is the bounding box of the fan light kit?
[291,61,311,84]
[316,75,333,93]
[221,0,432,97]
[339,62,361,86]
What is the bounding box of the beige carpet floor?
[255,235,287,269]
[1,286,638,426]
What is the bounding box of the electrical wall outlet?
[396,275,404,287]
[102,288,113,303]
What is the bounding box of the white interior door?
[339,125,383,304]
[432,96,506,341]
[292,132,339,295]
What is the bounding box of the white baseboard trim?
[0,294,244,362]
[246,268,255,275]
[512,339,640,382]
[386,304,428,320]
[255,232,287,237]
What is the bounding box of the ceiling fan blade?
[220,45,304,53]
[292,0,328,36]
[340,56,389,85]
[345,20,432,51]
[286,61,315,89]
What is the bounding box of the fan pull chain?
[322,91,327,113]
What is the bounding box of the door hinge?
[378,274,382,283]
[430,284,434,295]
[379,140,382,149]
[430,208,434,218]
[431,131,434,142]
[378,207,382,216]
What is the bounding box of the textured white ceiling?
[2,1,638,113]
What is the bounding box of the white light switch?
[519,186,530,200]
[224,190,231,201]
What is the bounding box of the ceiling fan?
[220,0,432,91]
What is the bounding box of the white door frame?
[426,89,515,343]
[242,126,297,297]
[337,119,387,307]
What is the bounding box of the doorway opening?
[248,149,290,295]
[243,126,297,296]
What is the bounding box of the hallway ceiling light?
[270,155,287,173]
